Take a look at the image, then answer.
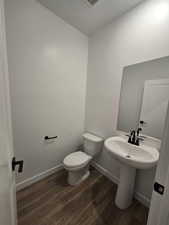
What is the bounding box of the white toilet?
[63,133,103,185]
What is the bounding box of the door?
[0,0,17,224]
[140,79,169,139]
[147,103,169,225]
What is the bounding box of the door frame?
[139,78,169,139]
[0,0,17,224]
[147,100,169,225]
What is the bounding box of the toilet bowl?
[63,151,92,185]
[63,133,103,186]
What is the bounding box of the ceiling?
[37,0,145,35]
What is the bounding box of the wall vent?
[82,0,99,7]
[87,0,99,6]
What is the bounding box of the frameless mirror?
[117,56,169,139]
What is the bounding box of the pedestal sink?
[104,136,159,209]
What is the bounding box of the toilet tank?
[83,133,103,157]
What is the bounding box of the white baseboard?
[135,191,150,208]
[92,161,119,184]
[92,161,150,208]
[16,164,64,191]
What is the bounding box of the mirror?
[117,56,169,139]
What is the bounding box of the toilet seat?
[63,151,92,170]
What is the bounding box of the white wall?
[5,0,88,184]
[85,0,169,202]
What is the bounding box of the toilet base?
[68,166,90,186]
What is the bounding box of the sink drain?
[126,155,131,158]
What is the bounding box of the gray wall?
[5,0,88,184]
[85,0,169,204]
[118,56,169,133]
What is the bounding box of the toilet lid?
[63,151,92,168]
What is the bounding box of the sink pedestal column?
[115,164,136,209]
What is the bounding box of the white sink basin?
[104,136,159,169]
[104,136,159,210]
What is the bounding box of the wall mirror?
[117,56,169,140]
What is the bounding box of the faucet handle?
[136,127,142,136]
[125,130,132,137]
[129,129,135,134]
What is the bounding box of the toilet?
[63,133,103,185]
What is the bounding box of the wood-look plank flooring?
[17,168,148,225]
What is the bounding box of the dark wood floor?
[17,168,148,225]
